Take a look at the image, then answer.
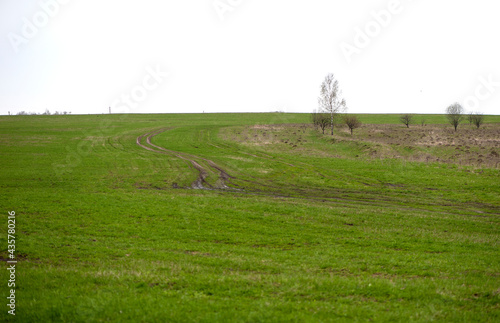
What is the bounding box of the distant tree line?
[16,109,70,116]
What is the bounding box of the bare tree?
[420,116,426,127]
[344,115,361,135]
[446,103,464,131]
[318,73,347,135]
[399,114,413,128]
[311,110,330,134]
[471,112,485,129]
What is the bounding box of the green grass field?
[1,113,499,322]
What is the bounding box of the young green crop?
[1,113,499,322]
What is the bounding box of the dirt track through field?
[133,125,500,219]
[136,128,374,197]
[136,128,232,189]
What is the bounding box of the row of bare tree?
[445,104,484,131]
[311,110,361,135]
[312,74,487,135]
[312,73,361,135]
[400,109,484,131]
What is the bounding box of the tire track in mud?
[143,128,334,195]
[137,128,369,199]
[136,128,233,190]
[137,129,305,194]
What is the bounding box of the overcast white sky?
[1,0,499,115]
